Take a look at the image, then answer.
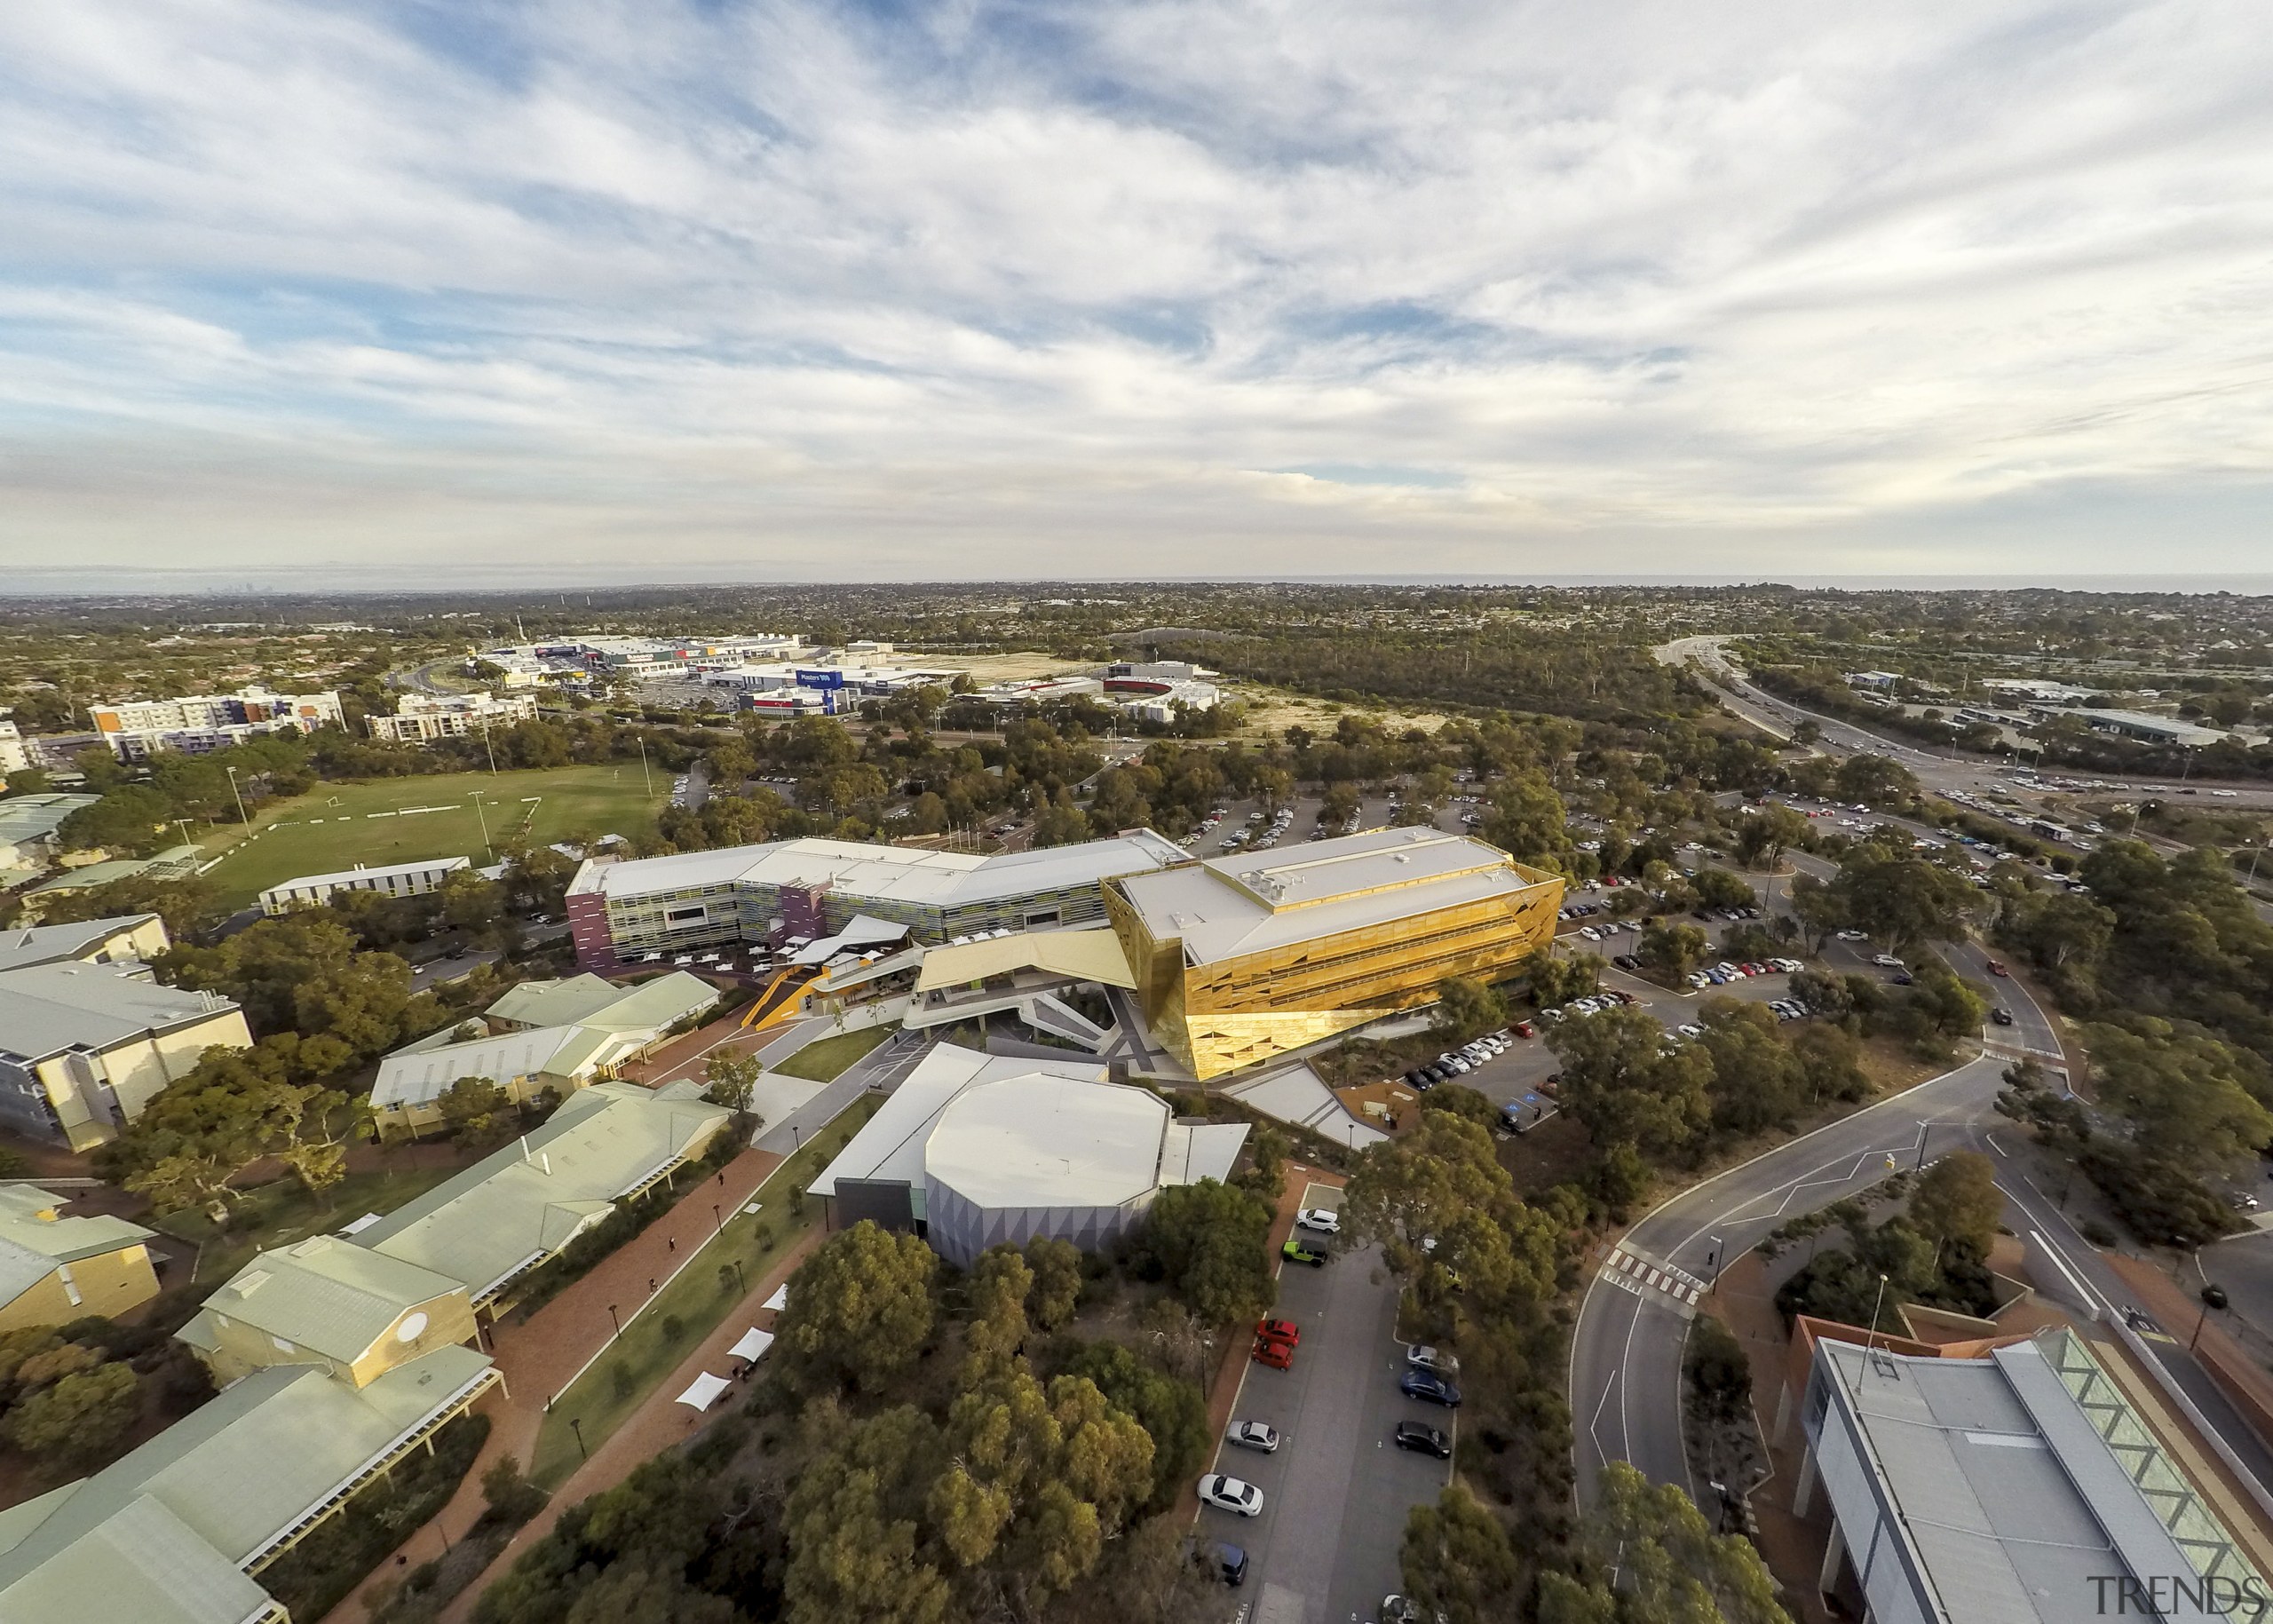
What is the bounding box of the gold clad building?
[1104,826,1564,1081]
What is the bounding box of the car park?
[1393,1421,1453,1458]
[1198,1474,1264,1517]
[1227,1420,1279,1454]
[1283,1239,1328,1267]
[1296,1208,1340,1235]
[1399,1370,1462,1407]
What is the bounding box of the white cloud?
[0,0,2269,581]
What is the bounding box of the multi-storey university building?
[1103,826,1564,1080]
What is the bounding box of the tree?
[1684,1314,1753,1424]
[2086,1018,2273,1169]
[775,1221,939,1395]
[1890,960,1989,1054]
[4,1360,140,1474]
[1689,867,1754,910]
[92,1041,343,1214]
[1538,1462,1791,1624]
[1909,1151,2004,1255]
[1129,1180,1275,1326]
[1693,999,1803,1136]
[1022,1235,1083,1332]
[962,1246,1034,1378]
[1481,769,1571,868]
[1787,872,1844,953]
[1792,1021,1869,1104]
[701,1049,763,1120]
[438,1075,514,1146]
[1547,1004,1714,1161]
[1530,951,1604,1008]
[163,913,416,1057]
[1639,922,1710,981]
[1398,1484,1523,1624]
[1432,975,1506,1042]
[1343,1114,1562,1314]
[1057,1342,1208,1514]
[437,869,506,942]
[1828,846,1974,955]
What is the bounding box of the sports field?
[202,764,666,910]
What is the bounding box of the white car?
[1228,1420,1280,1453]
[1297,1208,1342,1236]
[1835,930,1868,941]
[1199,1474,1264,1517]
[1405,1343,1461,1375]
[1872,954,1905,969]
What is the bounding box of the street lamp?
[570,1417,588,1462]
[225,764,249,828]
[712,1202,724,1235]
[470,794,494,860]
[606,1303,622,1341]
[1705,1234,1724,1287]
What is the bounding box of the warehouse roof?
[0,963,238,1064]
[914,927,1136,993]
[1113,827,1558,965]
[1814,1331,2257,1624]
[926,1077,1169,1208]
[181,1235,463,1367]
[370,1024,588,1113]
[570,830,1184,913]
[0,1345,494,1622]
[0,914,161,974]
[354,1082,730,1300]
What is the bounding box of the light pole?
[1706,1233,1724,1287]
[225,764,249,828]
[606,1303,622,1341]
[570,1417,588,1461]
[479,717,498,775]
[712,1202,724,1235]
[470,794,494,860]
[637,735,654,798]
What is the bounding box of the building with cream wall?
[178,1235,478,1390]
[0,1186,160,1335]
[366,691,540,743]
[0,963,252,1149]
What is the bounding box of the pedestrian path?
[1599,1241,1708,1316]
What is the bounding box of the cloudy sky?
[3,0,2270,584]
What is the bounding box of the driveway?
[1197,1184,1450,1624]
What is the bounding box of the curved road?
[1570,948,2273,1509]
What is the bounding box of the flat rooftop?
[1816,1332,2261,1624]
[1113,826,1558,965]
[262,855,471,894]
[572,830,1185,913]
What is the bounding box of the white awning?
[761,1284,788,1311]
[676,1372,733,1412]
[728,1328,774,1362]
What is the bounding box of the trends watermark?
[2090,1574,2271,1618]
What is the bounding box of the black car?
[1403,1068,1429,1088]
[1990,1008,2015,1026]
[1612,954,1641,970]
[1394,1421,1453,1458]
[1399,1370,1462,1407]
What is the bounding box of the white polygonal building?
[809,1043,1248,1266]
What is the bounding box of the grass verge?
[772,1024,893,1082]
[526,1093,882,1489]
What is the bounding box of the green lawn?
[153,1148,473,1288]
[527,1096,881,1490]
[202,764,667,910]
[772,1026,894,1082]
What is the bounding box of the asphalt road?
[1199,1184,1450,1624]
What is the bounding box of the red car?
[1252,1338,1294,1370]
[1986,959,2009,978]
[1257,1317,1300,1348]
[1511,1020,1536,1038]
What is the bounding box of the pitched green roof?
[355,1082,731,1300]
[0,1187,154,1314]
[185,1234,463,1367]
[0,1345,493,1622]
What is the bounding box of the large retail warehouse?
[566,830,1184,970]
[1105,826,1564,1080]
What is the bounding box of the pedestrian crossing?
[1598,1243,1708,1316]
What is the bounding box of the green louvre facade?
[568,831,1185,969]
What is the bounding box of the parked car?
[1251,1337,1293,1370]
[1511,1020,1536,1038]
[1393,1421,1453,1458]
[1198,1475,1264,1517]
[1872,954,1905,969]
[1405,1343,1461,1375]
[1283,1239,1329,1267]
[1399,1370,1462,1407]
[1296,1208,1341,1235]
[1257,1316,1301,1346]
[1227,1420,1279,1453]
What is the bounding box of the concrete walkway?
[316,1147,780,1624]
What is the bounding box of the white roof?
[925,1076,1168,1209]
[1113,827,1557,965]
[572,831,1185,914]
[369,1025,583,1110]
[262,855,471,896]
[807,1044,1106,1197]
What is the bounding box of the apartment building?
[90,686,344,760]
[366,690,540,742]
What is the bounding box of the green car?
[1282,1239,1329,1268]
